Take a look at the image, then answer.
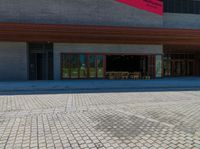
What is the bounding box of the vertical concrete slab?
[0,0,163,28]
[164,13,200,29]
[0,42,28,81]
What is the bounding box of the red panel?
[117,0,163,15]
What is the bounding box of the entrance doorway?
[186,60,195,76]
[106,55,155,79]
[172,60,185,76]
[61,54,156,79]
[29,43,53,80]
[172,60,195,76]
[106,55,146,72]
[163,44,200,77]
[164,53,198,77]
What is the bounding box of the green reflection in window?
[97,55,104,78]
[71,55,79,78]
[62,55,70,78]
[80,55,87,78]
[89,55,96,78]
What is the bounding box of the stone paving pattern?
[0,90,200,149]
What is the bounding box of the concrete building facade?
[0,0,200,80]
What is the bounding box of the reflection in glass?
[97,55,104,78]
[187,61,194,76]
[62,55,70,78]
[89,55,96,78]
[79,55,87,78]
[156,55,162,78]
[71,55,79,78]
[174,61,185,76]
[62,54,105,79]
[164,59,171,76]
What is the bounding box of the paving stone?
[0,90,200,148]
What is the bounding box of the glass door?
[97,55,104,78]
[164,59,171,76]
[173,60,185,76]
[70,55,79,78]
[29,43,53,80]
[79,55,87,78]
[186,60,195,76]
[62,55,70,78]
[89,55,96,78]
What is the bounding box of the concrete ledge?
[0,78,200,92]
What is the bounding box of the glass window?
[62,54,70,79]
[79,55,87,78]
[164,59,171,76]
[61,53,105,79]
[156,55,162,78]
[70,55,79,78]
[97,55,104,78]
[89,55,96,78]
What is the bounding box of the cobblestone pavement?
[0,90,200,149]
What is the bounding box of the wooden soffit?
[1,22,200,45]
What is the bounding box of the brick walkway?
[0,90,200,148]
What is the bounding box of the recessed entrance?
[106,55,146,72]
[29,43,53,80]
[164,46,200,77]
[61,54,157,79]
[106,55,155,79]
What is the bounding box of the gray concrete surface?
[0,88,200,148]
[0,42,28,81]
[0,0,162,28]
[1,0,200,29]
[164,13,200,29]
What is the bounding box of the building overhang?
[1,23,200,45]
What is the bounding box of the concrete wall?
[0,0,162,28]
[163,13,200,29]
[54,43,163,80]
[0,42,27,81]
[1,0,200,29]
